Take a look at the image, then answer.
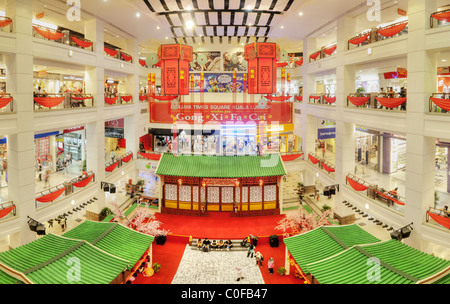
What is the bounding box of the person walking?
[247,244,255,258]
[268,258,275,274]
[235,267,244,282]
[44,170,50,188]
[255,252,263,267]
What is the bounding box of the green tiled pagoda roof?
[156,153,287,178]
[283,224,380,275]
[63,221,154,270]
[306,239,450,284]
[0,270,22,284]
[0,234,129,284]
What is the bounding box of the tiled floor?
[171,244,265,284]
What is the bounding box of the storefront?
[33,71,84,95]
[355,125,380,170]
[257,124,297,153]
[317,120,336,155]
[0,136,7,188]
[435,140,450,193]
[381,133,406,174]
[105,119,125,158]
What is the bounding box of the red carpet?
[133,212,302,284]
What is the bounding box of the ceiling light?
[299,12,303,16]
[157,26,160,30]
[246,5,252,11]
[136,12,141,18]
[442,59,447,62]
[281,26,284,29]
[186,20,194,29]
[165,36,168,39]
[186,6,192,11]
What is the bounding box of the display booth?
[156,153,286,216]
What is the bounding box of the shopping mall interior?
[0,0,449,287]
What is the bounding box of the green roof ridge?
[354,244,421,282]
[90,223,118,245]
[321,227,349,249]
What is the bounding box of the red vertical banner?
[190,73,194,105]
[172,117,177,156]
[243,73,247,104]
[200,72,204,115]
[232,70,237,108]
[180,70,185,110]
[148,73,153,123]
[281,68,286,96]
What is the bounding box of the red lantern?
[259,179,264,187]
[202,181,206,188]
[178,179,183,186]
[245,42,277,95]
[235,180,240,187]
[159,44,193,96]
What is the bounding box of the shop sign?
[105,118,124,128]
[63,126,84,134]
[36,12,45,19]
[38,70,47,77]
[318,128,336,139]
[150,102,292,125]
[202,178,239,186]
[397,9,407,16]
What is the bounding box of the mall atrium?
[0,0,449,285]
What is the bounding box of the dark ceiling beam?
[192,0,199,10]
[208,0,214,10]
[159,0,169,11]
[254,0,262,10]
[143,0,155,12]
[170,25,269,30]
[156,9,283,16]
[284,0,294,11]
[269,0,277,10]
[239,0,245,10]
[224,0,229,10]
[176,0,184,10]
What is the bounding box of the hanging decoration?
[121,153,133,163]
[431,11,450,22]
[295,58,303,66]
[281,154,304,161]
[346,176,368,191]
[104,47,118,57]
[0,205,15,219]
[377,22,408,37]
[264,95,292,102]
[0,97,13,108]
[34,97,65,108]
[36,187,66,203]
[348,96,369,106]
[348,33,370,45]
[310,51,320,60]
[33,26,64,40]
[105,96,118,105]
[375,97,407,108]
[72,174,95,188]
[322,162,335,173]
[138,152,161,161]
[245,42,277,95]
[139,58,146,67]
[70,36,93,48]
[159,43,193,97]
[139,95,148,101]
[276,62,288,68]
[121,52,132,62]
[121,95,132,102]
[105,161,119,172]
[0,19,12,28]
[374,190,405,206]
[323,96,336,104]
[426,211,450,229]
[430,97,450,111]
[323,45,337,55]
[295,96,303,102]
[308,154,320,164]
[71,96,93,101]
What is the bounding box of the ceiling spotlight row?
[343,201,392,230]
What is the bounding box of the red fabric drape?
[139,95,148,101]
[310,95,321,100]
[308,154,319,164]
[33,26,64,40]
[121,95,132,102]
[264,95,291,101]
[152,95,178,101]
[154,60,162,67]
[104,47,118,56]
[374,190,405,206]
[377,22,408,37]
[70,36,93,48]
[323,96,336,104]
[276,62,288,68]
[34,97,65,108]
[430,98,450,111]
[0,19,12,28]
[296,59,303,66]
[36,187,66,203]
[0,206,15,219]
[139,152,161,161]
[323,45,337,55]
[432,11,450,22]
[0,97,13,108]
[376,97,407,108]
[348,33,369,45]
[72,174,94,188]
[139,59,146,66]
[427,212,450,229]
[310,52,320,60]
[348,96,369,106]
[322,163,335,173]
[346,176,368,191]
[281,154,303,161]
[121,153,133,163]
[295,96,303,102]
[105,97,118,104]
[121,53,132,62]
[105,161,119,172]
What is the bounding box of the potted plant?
[152,262,161,273]
[356,87,365,97]
[277,266,286,276]
[155,232,167,245]
[322,204,332,212]
[99,207,113,221]
[136,180,145,192]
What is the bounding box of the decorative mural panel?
[249,186,262,203]
[192,186,198,202]
[179,185,191,202]
[207,187,219,203]
[236,187,248,203]
[165,184,177,201]
[221,187,234,203]
[264,185,277,202]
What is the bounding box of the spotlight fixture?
[382,224,388,228]
[362,214,368,218]
[352,207,357,210]
[28,217,46,235]
[387,227,393,231]
[390,223,413,241]
[68,211,73,215]
[368,217,374,220]
[376,222,382,225]
[93,197,98,200]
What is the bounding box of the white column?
[403,0,437,249]
[5,0,36,247]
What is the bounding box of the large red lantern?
[158,44,193,96]
[244,42,277,95]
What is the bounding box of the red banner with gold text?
[149,101,293,125]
